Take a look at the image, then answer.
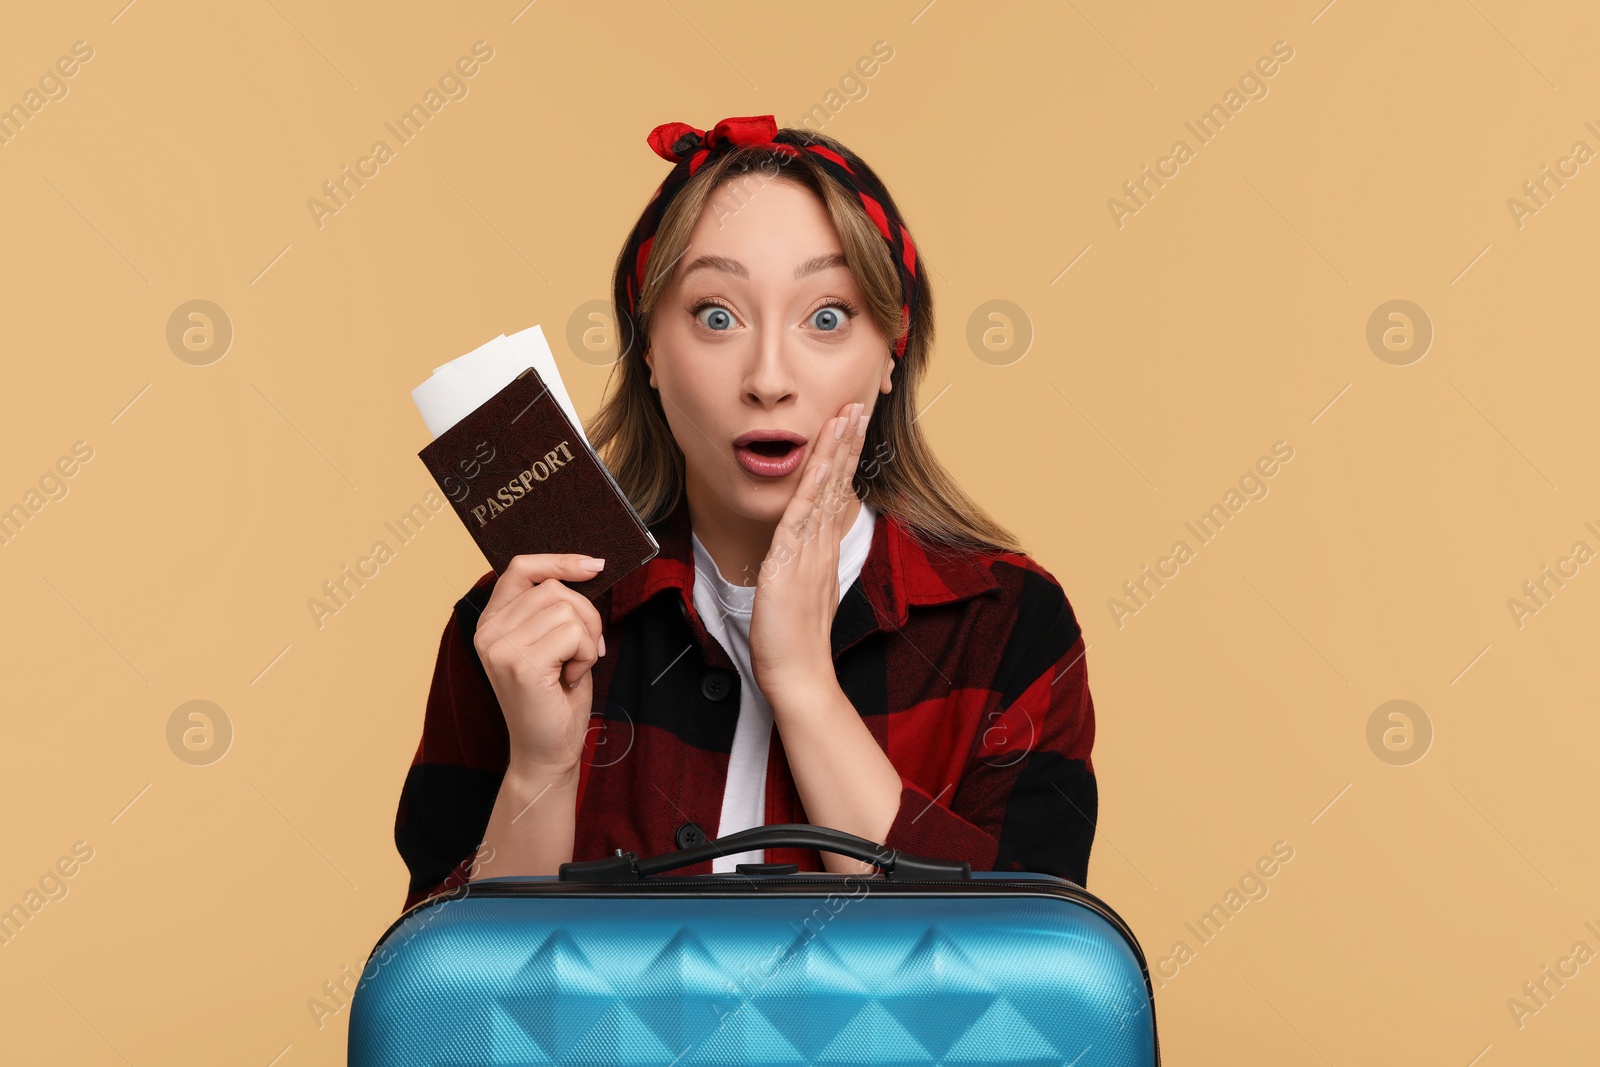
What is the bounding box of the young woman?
[393,116,1099,911]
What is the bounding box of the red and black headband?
[615,114,919,360]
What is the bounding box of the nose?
[740,319,796,407]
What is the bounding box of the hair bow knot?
[647,115,784,164]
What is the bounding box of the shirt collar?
[605,493,1002,654]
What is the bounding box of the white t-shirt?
[690,502,878,872]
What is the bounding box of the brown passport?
[417,366,658,600]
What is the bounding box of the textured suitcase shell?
[350,865,1159,1066]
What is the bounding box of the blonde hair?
[587,129,1023,555]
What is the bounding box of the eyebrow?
[678,252,849,282]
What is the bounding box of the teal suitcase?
[350,824,1159,1065]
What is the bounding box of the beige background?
[2,0,1597,1062]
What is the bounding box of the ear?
[643,344,657,389]
[879,351,894,394]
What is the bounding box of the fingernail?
[599,634,607,657]
[834,416,846,440]
[582,557,605,571]
[856,411,868,438]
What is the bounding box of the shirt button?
[700,669,732,702]
[675,821,707,849]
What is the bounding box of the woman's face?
[644,176,894,526]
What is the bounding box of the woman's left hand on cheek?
[749,399,870,698]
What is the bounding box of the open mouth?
[733,432,808,477]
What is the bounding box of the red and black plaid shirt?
[394,494,1098,912]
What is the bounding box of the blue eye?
[810,305,849,331]
[695,305,735,331]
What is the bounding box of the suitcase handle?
[557,823,972,882]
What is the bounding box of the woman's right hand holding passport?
[474,553,608,778]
